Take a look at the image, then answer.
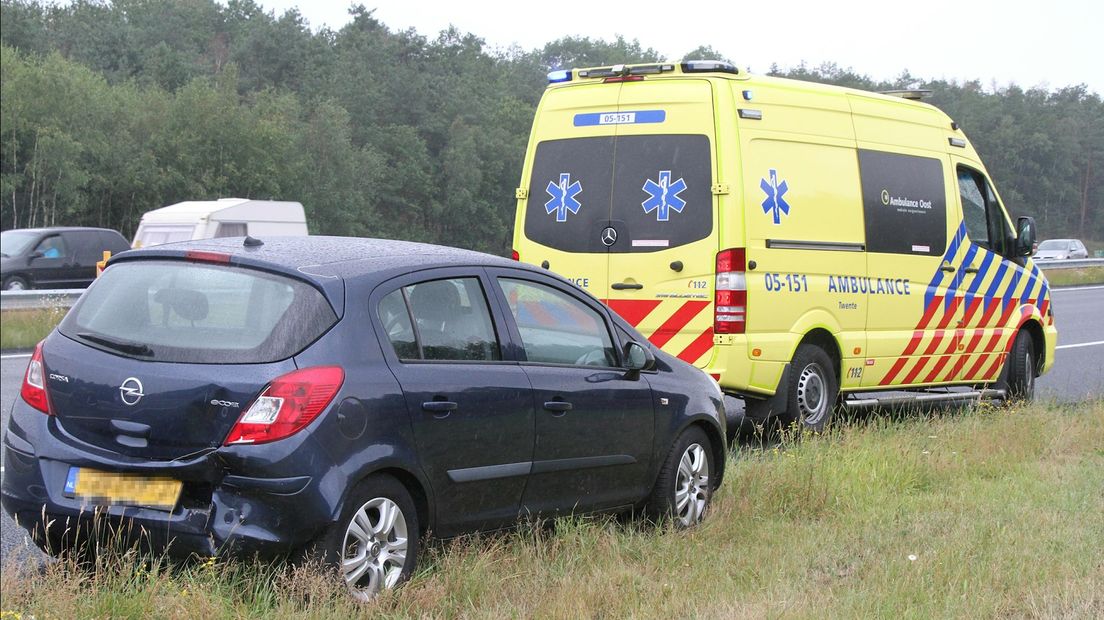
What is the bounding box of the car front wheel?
[3,276,29,291]
[648,426,714,528]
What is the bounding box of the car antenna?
[243,235,264,247]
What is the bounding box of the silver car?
[1034,238,1089,260]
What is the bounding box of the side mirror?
[624,341,656,372]
[28,250,44,261]
[1015,216,1036,257]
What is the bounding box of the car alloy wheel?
[674,442,710,527]
[341,496,409,600]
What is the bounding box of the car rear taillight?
[224,366,344,445]
[715,248,746,334]
[185,250,232,264]
[511,249,520,261]
[21,341,52,414]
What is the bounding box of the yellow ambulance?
[511,61,1057,431]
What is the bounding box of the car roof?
[3,227,122,234]
[111,236,535,281]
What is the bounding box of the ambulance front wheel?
[778,344,839,433]
[999,330,1036,402]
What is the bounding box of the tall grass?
[3,400,1101,618]
[1042,265,1104,287]
[0,305,67,350]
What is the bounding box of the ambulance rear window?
[524,135,713,254]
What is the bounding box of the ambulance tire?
[1000,331,1036,402]
[779,344,838,433]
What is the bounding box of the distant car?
[1,236,725,600]
[1033,238,1089,260]
[1,227,131,290]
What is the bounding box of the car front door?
[488,270,654,516]
[374,270,534,535]
[27,233,72,287]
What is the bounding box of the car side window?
[378,278,501,362]
[498,278,617,367]
[34,234,68,259]
[958,167,1011,256]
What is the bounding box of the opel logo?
[601,226,618,247]
[119,377,145,406]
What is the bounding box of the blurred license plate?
[64,467,182,511]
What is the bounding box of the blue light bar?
[547,69,572,84]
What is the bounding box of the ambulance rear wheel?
[1001,331,1036,402]
[780,344,838,433]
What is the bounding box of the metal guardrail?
[1,289,85,311]
[1035,258,1104,270]
[2,258,1101,311]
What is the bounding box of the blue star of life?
[641,170,687,222]
[760,169,791,224]
[545,173,582,222]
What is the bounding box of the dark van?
[1,227,131,290]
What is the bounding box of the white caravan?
[132,198,308,247]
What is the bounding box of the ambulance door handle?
[940,265,956,273]
[612,282,644,290]
[964,266,979,274]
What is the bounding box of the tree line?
[1,0,1101,255]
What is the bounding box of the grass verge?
[1042,265,1104,287]
[0,307,67,350]
[3,400,1102,618]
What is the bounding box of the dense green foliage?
[2,0,1101,255]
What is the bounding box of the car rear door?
[605,79,719,368]
[373,269,535,534]
[487,269,654,516]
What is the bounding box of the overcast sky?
[255,0,1102,93]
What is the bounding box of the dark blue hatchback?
[2,236,725,599]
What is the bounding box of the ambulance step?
[843,388,1006,409]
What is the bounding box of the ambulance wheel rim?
[796,363,828,425]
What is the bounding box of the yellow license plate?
[64,467,182,511]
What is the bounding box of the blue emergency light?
[547,70,572,84]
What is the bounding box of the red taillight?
[224,366,345,445]
[185,250,232,264]
[715,248,746,334]
[603,76,645,83]
[511,249,520,261]
[21,341,52,414]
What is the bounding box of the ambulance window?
[610,134,713,253]
[858,150,947,256]
[958,167,1011,256]
[524,137,615,253]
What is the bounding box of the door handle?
[421,401,458,413]
[964,266,979,274]
[543,401,573,414]
[611,282,644,290]
[940,264,956,273]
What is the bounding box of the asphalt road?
[2,286,1101,567]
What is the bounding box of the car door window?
[498,278,616,367]
[958,167,1011,256]
[34,235,68,259]
[378,278,501,362]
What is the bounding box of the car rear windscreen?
[525,134,712,253]
[59,260,337,363]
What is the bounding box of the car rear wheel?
[781,344,838,433]
[647,426,713,528]
[3,276,29,291]
[1001,331,1036,402]
[309,475,419,601]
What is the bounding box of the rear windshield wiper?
[77,332,154,357]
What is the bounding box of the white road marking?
[0,353,31,360]
[1052,285,1104,292]
[1056,340,1104,350]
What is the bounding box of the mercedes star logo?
[119,377,145,406]
[601,226,618,247]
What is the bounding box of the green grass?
[1042,265,1104,287]
[3,400,1102,618]
[0,307,67,350]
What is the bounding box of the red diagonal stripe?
[964,353,991,380]
[676,328,715,365]
[981,353,1006,381]
[922,355,953,383]
[961,298,984,327]
[976,299,1002,329]
[605,299,662,328]
[647,301,711,349]
[902,356,931,384]
[921,329,950,356]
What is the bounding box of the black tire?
[647,426,714,528]
[307,475,419,601]
[3,275,29,291]
[778,344,838,432]
[1001,331,1036,402]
